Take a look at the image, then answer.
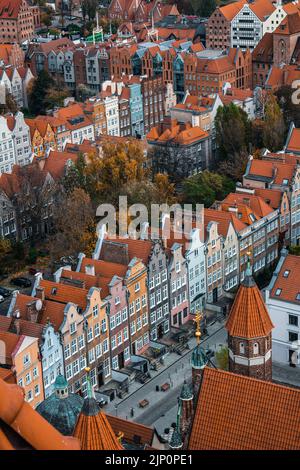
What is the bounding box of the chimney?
[26,301,38,323]
[35,286,45,301]
[85,264,95,276]
[12,309,21,335]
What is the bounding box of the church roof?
[73,398,123,450]
[225,271,274,338]
[188,367,300,450]
[36,388,84,436]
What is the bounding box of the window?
[70,322,77,335]
[23,353,31,367]
[175,261,181,273]
[115,296,120,305]
[283,270,290,278]
[25,372,31,385]
[71,339,77,355]
[111,335,117,349]
[64,344,70,359]
[78,335,85,350]
[93,305,98,317]
[239,342,245,354]
[112,355,119,370]
[94,322,100,337]
[275,288,282,296]
[101,318,107,332]
[253,342,259,355]
[296,293,300,301]
[87,327,93,343]
[134,282,140,292]
[289,315,298,327]
[122,307,128,321]
[95,343,102,358]
[289,332,298,342]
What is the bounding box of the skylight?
[283,270,290,278]
[275,288,282,296]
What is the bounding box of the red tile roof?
[246,159,296,185]
[286,127,300,154]
[270,254,300,304]
[254,188,283,209]
[39,150,78,181]
[40,280,88,309]
[189,367,300,450]
[204,208,246,236]
[218,0,247,20]
[102,236,153,265]
[106,414,154,446]
[80,258,128,279]
[226,273,274,338]
[73,401,123,450]
[13,293,66,330]
[222,192,275,220]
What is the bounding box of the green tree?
[215,103,251,159]
[275,85,300,129]
[215,346,229,370]
[182,170,235,207]
[191,0,216,17]
[28,70,54,115]
[262,93,285,151]
[289,245,300,256]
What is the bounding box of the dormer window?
[51,287,57,295]
[283,179,288,185]
[275,288,282,296]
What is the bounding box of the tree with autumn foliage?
[262,93,285,151]
[49,188,97,264]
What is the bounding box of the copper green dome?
[192,344,208,369]
[36,377,84,436]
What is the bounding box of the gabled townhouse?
[6,111,32,167]
[54,103,95,144]
[219,192,280,278]
[26,38,76,76]
[165,241,189,328]
[0,329,44,408]
[0,115,16,174]
[204,209,241,294]
[237,186,291,244]
[7,291,65,399]
[83,97,107,137]
[203,217,224,304]
[230,0,283,51]
[26,118,56,158]
[99,90,120,137]
[0,43,25,68]
[219,83,256,119]
[77,256,150,358]
[99,236,170,342]
[34,116,71,152]
[32,275,112,395]
[265,249,300,367]
[243,154,300,245]
[55,266,131,374]
[0,174,16,239]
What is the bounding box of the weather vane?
[194,310,203,345]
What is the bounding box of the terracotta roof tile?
[106,414,154,446]
[226,274,274,338]
[40,280,88,310]
[270,254,300,304]
[73,401,123,450]
[219,0,247,20]
[102,237,153,265]
[254,188,283,209]
[13,293,65,330]
[247,159,296,185]
[80,258,128,279]
[189,367,300,450]
[286,127,300,154]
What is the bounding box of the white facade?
[231,4,263,50]
[0,116,15,174]
[70,123,95,144]
[10,111,32,167]
[263,2,287,35]
[103,95,120,136]
[186,228,207,313]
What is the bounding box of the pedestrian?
[130,407,134,417]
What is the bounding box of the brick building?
[0,0,35,44]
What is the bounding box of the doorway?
[157,323,164,339]
[98,364,104,387]
[118,351,125,370]
[213,288,218,303]
[178,311,182,326]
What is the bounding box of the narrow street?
[106,323,227,427]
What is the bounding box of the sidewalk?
[104,318,227,421]
[272,361,300,388]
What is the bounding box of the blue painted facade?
[129,83,144,138]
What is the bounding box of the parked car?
[0,295,4,303]
[0,287,12,298]
[11,277,32,288]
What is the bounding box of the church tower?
[226,256,274,381]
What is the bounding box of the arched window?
[253,342,259,355]
[239,342,245,354]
